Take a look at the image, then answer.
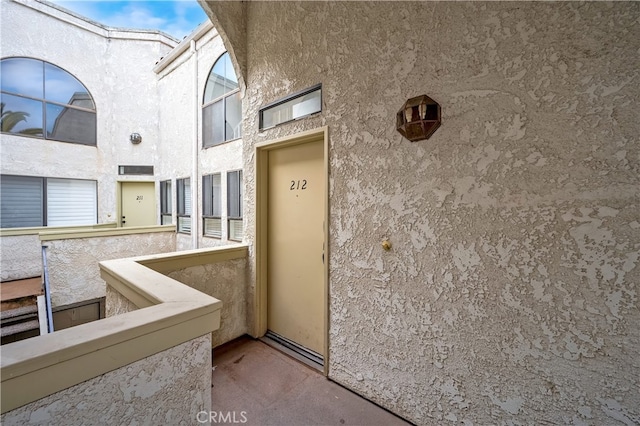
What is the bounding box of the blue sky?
[50,0,209,40]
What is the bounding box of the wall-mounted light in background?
[129,133,142,144]
[396,95,441,142]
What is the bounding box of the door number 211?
[290,180,307,190]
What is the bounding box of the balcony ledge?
[0,245,246,414]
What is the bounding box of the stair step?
[0,305,39,325]
[1,277,43,302]
[1,319,40,337]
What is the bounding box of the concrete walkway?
[211,336,411,426]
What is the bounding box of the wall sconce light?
[129,133,142,144]
[396,95,441,142]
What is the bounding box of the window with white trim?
[160,180,172,225]
[0,175,97,228]
[176,177,191,234]
[259,84,322,130]
[227,170,243,241]
[203,173,222,238]
[202,52,241,147]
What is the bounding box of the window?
[259,84,321,130]
[119,165,154,176]
[176,178,191,233]
[202,173,222,238]
[227,170,243,241]
[202,53,241,147]
[0,57,96,145]
[0,175,97,228]
[0,175,43,228]
[160,180,172,225]
[46,178,97,226]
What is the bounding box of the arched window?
[0,57,96,146]
[202,52,241,147]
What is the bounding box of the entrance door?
[267,138,325,357]
[121,182,156,227]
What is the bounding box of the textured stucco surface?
[0,334,211,425]
[105,284,139,317]
[205,1,640,424]
[0,235,42,281]
[157,25,244,249]
[45,232,175,307]
[168,257,247,347]
[2,1,243,251]
[197,0,246,93]
[0,0,177,225]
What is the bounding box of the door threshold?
[261,331,324,372]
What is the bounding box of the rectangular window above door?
[259,84,321,130]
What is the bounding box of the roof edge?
[153,20,215,74]
[13,0,180,47]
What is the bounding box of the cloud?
[108,4,168,29]
[49,1,207,39]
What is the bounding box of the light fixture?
[129,133,142,144]
[396,95,441,142]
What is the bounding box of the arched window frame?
[202,52,242,148]
[0,57,97,146]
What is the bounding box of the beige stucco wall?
[105,284,139,317]
[0,334,211,425]
[168,257,247,347]
[0,0,176,225]
[206,1,640,424]
[45,232,175,307]
[0,235,41,281]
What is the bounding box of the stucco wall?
[46,232,176,307]
[0,334,211,425]
[105,284,139,317]
[0,235,41,281]
[168,257,247,347]
[156,27,244,249]
[0,0,176,225]
[222,1,639,424]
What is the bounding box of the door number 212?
[290,180,307,190]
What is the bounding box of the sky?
[50,0,209,40]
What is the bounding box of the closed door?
[121,182,156,227]
[267,139,325,355]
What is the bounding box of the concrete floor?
[211,336,411,426]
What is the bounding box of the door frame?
[254,126,329,375]
[117,180,156,227]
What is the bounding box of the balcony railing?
[1,244,248,424]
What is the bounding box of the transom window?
[0,57,97,146]
[202,52,241,147]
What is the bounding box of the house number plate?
[290,180,307,191]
